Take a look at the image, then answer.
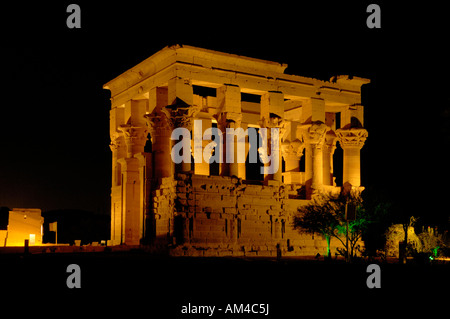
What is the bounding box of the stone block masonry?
[104,45,369,256]
[168,173,349,257]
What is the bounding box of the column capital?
[336,128,368,149]
[259,115,285,130]
[118,124,148,157]
[281,140,305,160]
[110,133,124,152]
[214,112,242,129]
[167,103,201,131]
[144,107,174,136]
[300,122,328,147]
[118,124,148,139]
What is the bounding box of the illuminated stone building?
[104,45,369,256]
[0,208,43,247]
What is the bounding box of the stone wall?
[105,45,369,251]
[149,173,349,257]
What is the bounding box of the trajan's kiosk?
[104,45,369,256]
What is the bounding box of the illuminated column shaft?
[284,153,301,172]
[109,135,125,245]
[336,128,368,189]
[193,118,212,175]
[260,91,284,183]
[343,148,361,186]
[299,97,326,195]
[260,127,282,182]
[312,144,323,188]
[135,152,151,242]
[216,84,243,178]
[323,132,337,185]
[117,157,140,245]
[301,123,327,195]
[145,110,174,179]
[175,104,201,173]
[117,125,148,245]
[155,130,174,178]
[110,136,124,186]
[179,119,192,174]
[221,119,244,178]
[167,77,197,173]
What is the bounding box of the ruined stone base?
[168,238,353,257]
[143,173,365,258]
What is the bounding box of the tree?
[359,190,393,258]
[293,191,366,260]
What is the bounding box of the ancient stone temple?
[104,45,369,256]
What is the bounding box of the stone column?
[215,84,244,178]
[259,119,285,183]
[116,124,148,246]
[299,97,327,196]
[281,120,304,184]
[192,117,212,175]
[110,133,125,187]
[166,77,196,172]
[300,122,327,196]
[171,104,201,173]
[116,157,140,245]
[260,91,285,183]
[109,133,125,245]
[135,152,151,244]
[118,124,148,158]
[336,128,368,190]
[323,131,337,186]
[281,140,304,184]
[215,115,244,178]
[144,108,174,179]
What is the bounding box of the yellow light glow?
[1,209,43,247]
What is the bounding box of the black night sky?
[1,1,449,226]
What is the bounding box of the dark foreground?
[0,251,447,317]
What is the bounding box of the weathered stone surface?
[104,45,368,255]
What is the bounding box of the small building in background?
[0,208,43,246]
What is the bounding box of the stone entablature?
[104,45,369,254]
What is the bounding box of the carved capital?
[118,124,148,157]
[259,116,286,141]
[336,128,368,149]
[214,112,242,130]
[109,133,124,152]
[118,124,148,143]
[300,122,328,148]
[168,104,201,130]
[281,139,305,160]
[144,107,174,136]
[259,116,284,129]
